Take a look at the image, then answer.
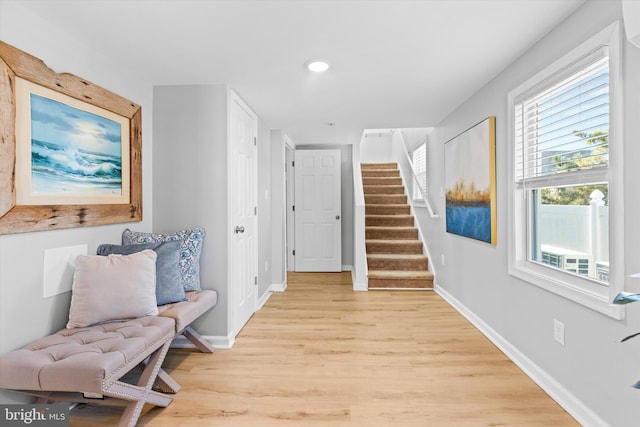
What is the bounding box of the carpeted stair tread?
[365,226,418,240]
[366,215,415,226]
[363,177,403,186]
[361,170,400,177]
[368,270,434,279]
[365,239,423,254]
[368,270,434,289]
[361,162,398,169]
[367,253,429,271]
[363,185,405,195]
[365,204,411,215]
[365,194,407,204]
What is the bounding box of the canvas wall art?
[444,116,497,245]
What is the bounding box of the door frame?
[285,142,295,272]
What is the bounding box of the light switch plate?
[43,244,88,298]
[554,319,565,346]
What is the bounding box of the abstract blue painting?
[444,117,497,245]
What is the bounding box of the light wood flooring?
[70,272,578,426]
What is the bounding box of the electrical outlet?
[441,254,445,266]
[553,319,565,346]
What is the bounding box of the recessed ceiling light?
[305,59,330,72]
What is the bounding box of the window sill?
[509,263,625,320]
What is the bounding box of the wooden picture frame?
[0,41,142,235]
[444,116,497,245]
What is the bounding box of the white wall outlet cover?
[43,244,88,298]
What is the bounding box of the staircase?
[362,162,434,289]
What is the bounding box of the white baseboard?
[257,290,272,310]
[434,283,609,427]
[351,269,368,291]
[270,281,287,292]
[342,265,353,271]
[171,334,235,350]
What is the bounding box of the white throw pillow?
[67,250,159,329]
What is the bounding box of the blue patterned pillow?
[122,228,205,291]
[97,241,187,305]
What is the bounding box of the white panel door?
[229,91,257,336]
[294,149,341,272]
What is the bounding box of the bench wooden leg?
[182,326,215,353]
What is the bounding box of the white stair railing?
[352,141,368,291]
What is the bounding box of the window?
[412,142,427,201]
[508,22,623,318]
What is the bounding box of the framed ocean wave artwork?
[444,116,497,245]
[0,41,142,234]
[15,78,130,205]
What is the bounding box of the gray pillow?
[97,241,187,305]
[68,250,159,328]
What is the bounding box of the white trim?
[507,21,625,319]
[270,281,287,293]
[351,269,368,291]
[171,334,235,350]
[257,290,273,310]
[342,264,352,271]
[410,203,438,278]
[434,283,610,427]
[352,142,368,291]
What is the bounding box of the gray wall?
[270,130,288,287]
[415,1,640,425]
[153,84,229,339]
[0,1,155,403]
[360,133,393,163]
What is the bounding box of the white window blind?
[515,48,609,190]
[412,143,426,200]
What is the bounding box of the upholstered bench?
[152,289,217,393]
[159,289,217,352]
[98,230,218,355]
[0,316,176,427]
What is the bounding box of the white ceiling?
[17,0,585,145]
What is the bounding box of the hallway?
[70,272,576,426]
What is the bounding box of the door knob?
[234,226,245,234]
[335,215,340,220]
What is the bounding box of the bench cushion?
[157,290,217,332]
[0,316,175,394]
